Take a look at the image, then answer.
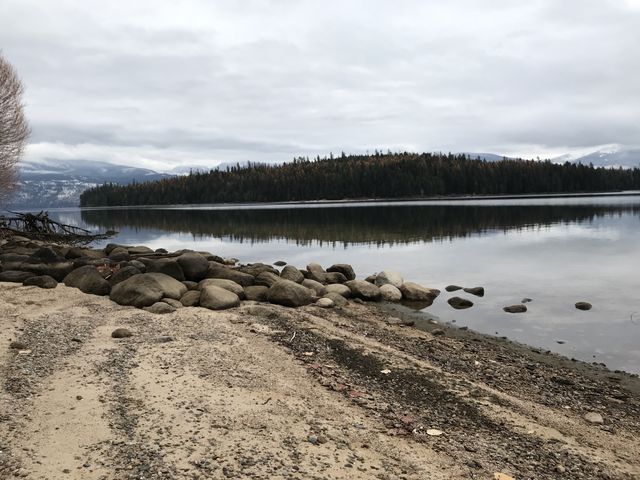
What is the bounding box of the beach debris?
[380,369,391,375]
[494,473,515,480]
[426,429,443,436]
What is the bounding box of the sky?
[1,0,639,172]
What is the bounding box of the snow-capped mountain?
[7,159,173,209]
[554,145,640,169]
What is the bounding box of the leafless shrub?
[0,52,30,206]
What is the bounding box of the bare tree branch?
[0,52,30,206]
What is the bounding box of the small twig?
[262,397,272,405]
[289,331,297,342]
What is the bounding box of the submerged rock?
[463,286,485,297]
[445,285,463,292]
[503,304,527,313]
[400,282,439,302]
[575,301,592,311]
[448,297,473,310]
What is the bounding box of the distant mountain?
[459,152,512,162]
[7,159,173,209]
[554,146,640,169]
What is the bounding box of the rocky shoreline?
[1,234,640,479]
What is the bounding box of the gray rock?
[238,263,278,277]
[146,258,185,281]
[182,280,199,290]
[206,263,254,287]
[23,275,58,289]
[379,284,402,302]
[575,301,592,311]
[302,278,327,296]
[108,246,130,262]
[463,286,485,297]
[160,297,183,308]
[176,252,209,281]
[280,265,305,283]
[399,282,439,302]
[127,245,155,255]
[503,304,527,313]
[129,259,146,272]
[345,280,381,301]
[254,271,281,288]
[375,271,404,289]
[316,297,335,308]
[109,266,141,286]
[306,262,347,284]
[327,263,356,281]
[267,280,313,307]
[63,266,111,296]
[364,274,377,284]
[111,328,132,338]
[110,273,187,308]
[324,292,348,307]
[244,285,269,302]
[105,243,130,255]
[32,246,64,263]
[273,260,287,266]
[180,290,201,307]
[144,302,176,314]
[521,298,532,303]
[445,285,463,292]
[200,285,241,310]
[9,341,28,350]
[448,297,474,309]
[199,278,245,299]
[325,283,351,298]
[0,270,34,283]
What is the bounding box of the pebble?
[111,328,132,339]
[555,464,566,473]
[584,412,604,424]
[9,341,28,350]
[575,301,592,311]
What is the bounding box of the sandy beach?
[1,282,639,479]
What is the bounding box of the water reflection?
[79,202,640,246]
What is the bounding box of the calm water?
[48,195,640,373]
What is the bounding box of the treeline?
[79,152,640,206]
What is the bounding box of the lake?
[47,194,640,373]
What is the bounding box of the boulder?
[199,278,245,299]
[111,328,132,338]
[180,290,201,307]
[66,247,106,259]
[280,265,305,283]
[302,278,327,296]
[63,265,111,296]
[575,302,592,311]
[375,271,404,289]
[327,264,356,281]
[110,273,187,308]
[273,260,287,267]
[18,262,74,281]
[316,298,334,308]
[32,246,64,263]
[127,245,155,255]
[206,263,254,287]
[146,258,185,281]
[176,253,209,281]
[584,412,604,424]
[161,298,183,309]
[23,275,58,289]
[399,282,439,302]
[244,285,269,302]
[364,274,377,284]
[109,266,141,286]
[143,302,176,314]
[182,280,199,290]
[105,243,130,255]
[255,271,281,288]
[238,263,279,277]
[0,270,34,283]
[200,285,240,310]
[267,280,313,307]
[324,292,348,307]
[306,262,347,285]
[325,284,351,298]
[108,247,130,262]
[463,286,485,297]
[379,284,402,302]
[503,304,527,313]
[345,280,381,301]
[129,260,147,272]
[448,297,473,310]
[445,285,463,292]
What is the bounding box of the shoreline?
[1,236,640,478]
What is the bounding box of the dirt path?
[1,283,639,479]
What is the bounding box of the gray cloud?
[1,0,639,170]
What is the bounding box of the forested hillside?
[79,152,640,206]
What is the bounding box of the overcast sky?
[1,0,639,171]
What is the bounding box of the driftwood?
[0,211,116,246]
